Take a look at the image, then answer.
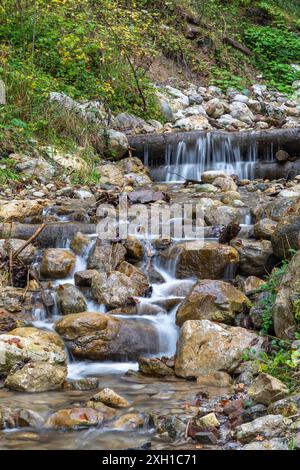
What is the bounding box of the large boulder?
[87,240,126,272]
[40,249,76,279]
[56,284,87,315]
[0,327,67,375]
[0,200,49,222]
[175,320,265,378]
[97,163,125,187]
[176,280,250,326]
[248,373,288,405]
[272,251,300,339]
[5,362,67,392]
[91,271,137,308]
[230,238,274,276]
[55,312,158,361]
[254,219,277,240]
[163,241,239,280]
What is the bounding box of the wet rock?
[117,261,150,296]
[194,431,218,445]
[165,241,239,280]
[0,309,23,332]
[90,388,129,408]
[0,288,32,312]
[138,357,175,377]
[40,249,76,279]
[56,283,87,315]
[205,205,241,226]
[87,240,126,272]
[91,271,137,308]
[0,406,43,429]
[110,413,146,431]
[196,371,232,388]
[67,377,99,391]
[5,362,67,392]
[55,312,158,361]
[85,400,117,420]
[124,236,144,262]
[243,276,265,295]
[74,269,98,287]
[154,414,186,439]
[44,407,104,429]
[0,239,37,264]
[70,232,91,256]
[254,219,277,240]
[213,176,237,192]
[175,320,265,378]
[242,438,289,450]
[235,415,290,443]
[248,373,288,405]
[0,200,48,222]
[176,280,250,326]
[272,250,300,339]
[0,327,67,375]
[230,238,273,276]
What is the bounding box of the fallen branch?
[223,36,252,56]
[12,223,47,259]
[167,172,204,186]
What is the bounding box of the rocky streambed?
[1,146,300,450]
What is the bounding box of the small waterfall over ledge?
[129,128,300,182]
[162,132,257,182]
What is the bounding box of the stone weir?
[129,128,300,182]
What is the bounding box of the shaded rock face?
[176,280,250,326]
[175,319,265,378]
[248,373,288,405]
[5,362,67,392]
[0,309,23,332]
[87,240,126,272]
[117,261,150,296]
[164,241,239,280]
[271,214,300,259]
[0,239,37,265]
[44,407,104,429]
[55,312,159,361]
[230,238,274,276]
[56,284,87,315]
[0,327,67,375]
[40,249,76,279]
[272,250,300,339]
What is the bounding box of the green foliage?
[258,259,290,333]
[244,26,300,91]
[0,158,19,184]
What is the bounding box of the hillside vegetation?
[0,0,300,153]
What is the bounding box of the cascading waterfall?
[151,131,259,182]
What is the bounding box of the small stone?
[248,373,288,405]
[194,432,218,445]
[90,388,129,408]
[196,412,220,428]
